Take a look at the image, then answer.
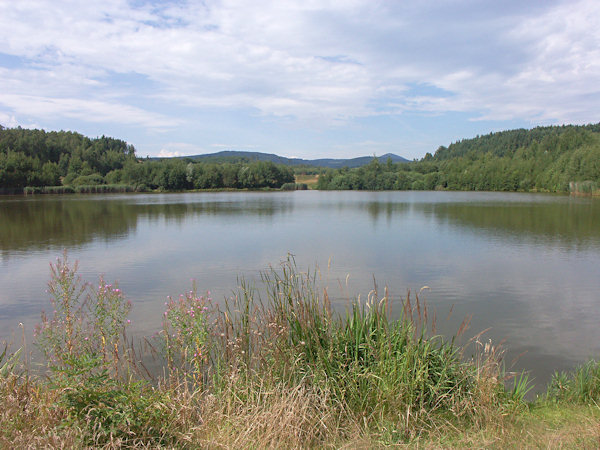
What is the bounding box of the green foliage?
[35,252,131,383]
[317,124,600,193]
[33,253,176,446]
[0,346,22,377]
[7,254,600,446]
[70,173,105,186]
[59,363,172,446]
[508,371,534,403]
[0,127,136,191]
[161,288,210,384]
[211,256,477,423]
[117,158,295,191]
[547,360,600,403]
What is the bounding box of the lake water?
[1,190,599,391]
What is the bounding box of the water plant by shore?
[0,254,599,448]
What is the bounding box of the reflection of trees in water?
[0,198,139,253]
[0,196,286,254]
[363,201,409,224]
[2,193,598,255]
[139,199,283,223]
[419,201,600,249]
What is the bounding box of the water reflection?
[0,193,289,257]
[420,200,600,250]
[3,193,598,256]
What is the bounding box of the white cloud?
[157,149,183,158]
[0,93,180,129]
[155,142,209,158]
[0,112,21,128]
[1,0,599,157]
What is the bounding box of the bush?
[280,182,296,191]
[70,174,106,186]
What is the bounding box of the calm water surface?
[1,191,599,391]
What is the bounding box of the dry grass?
[294,174,319,188]
[1,369,599,448]
[0,374,80,448]
[193,381,363,448]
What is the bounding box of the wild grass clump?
[546,359,600,403]
[73,184,135,194]
[23,185,76,194]
[199,256,516,440]
[280,182,309,190]
[569,180,600,196]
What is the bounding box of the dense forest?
[318,124,600,194]
[0,126,294,192]
[2,123,599,194]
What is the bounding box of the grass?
[295,174,319,189]
[0,253,599,448]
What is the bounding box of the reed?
[23,184,136,195]
[547,359,600,403]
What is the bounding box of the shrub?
[280,182,296,191]
[70,174,106,186]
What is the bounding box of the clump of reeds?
[547,359,600,403]
[23,184,137,195]
[195,255,515,441]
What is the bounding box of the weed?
[161,286,210,386]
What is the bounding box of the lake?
[1,190,599,391]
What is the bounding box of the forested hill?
[318,123,600,193]
[0,126,136,189]
[432,123,600,160]
[182,150,408,168]
[0,126,295,191]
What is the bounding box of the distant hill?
[171,150,409,168]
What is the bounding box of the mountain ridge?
[163,150,409,168]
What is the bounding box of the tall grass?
[198,255,515,440]
[547,359,600,403]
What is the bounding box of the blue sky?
[1,0,599,159]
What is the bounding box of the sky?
[1,0,599,160]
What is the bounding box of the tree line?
[0,126,294,192]
[3,123,599,194]
[317,124,600,193]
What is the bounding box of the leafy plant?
[161,287,210,385]
[547,359,600,403]
[35,252,131,383]
[0,346,22,377]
